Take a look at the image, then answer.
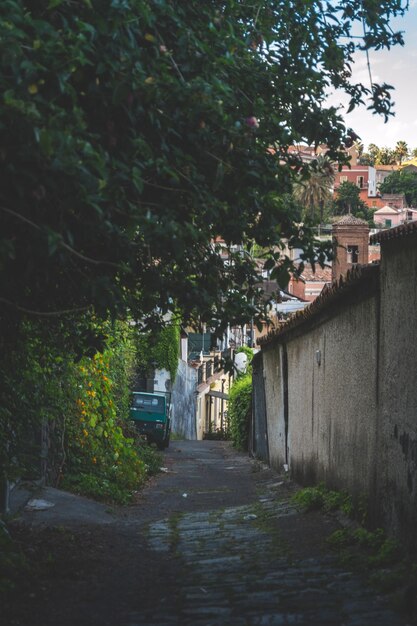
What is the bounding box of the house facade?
[288,266,332,302]
[333,165,377,203]
[374,205,417,229]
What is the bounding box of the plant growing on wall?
[228,373,252,451]
[135,321,180,383]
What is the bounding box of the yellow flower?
[83,429,89,437]
[92,457,97,464]
[28,83,38,95]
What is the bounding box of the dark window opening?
[347,245,359,264]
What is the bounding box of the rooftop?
[374,205,399,215]
[258,264,379,348]
[333,214,369,226]
[370,220,417,244]
[296,265,332,283]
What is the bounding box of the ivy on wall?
[136,320,180,382]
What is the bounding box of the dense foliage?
[0,318,164,504]
[359,140,413,166]
[379,169,417,207]
[228,373,252,451]
[0,0,409,505]
[135,319,180,382]
[0,0,407,333]
[331,181,372,222]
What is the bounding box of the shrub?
[228,373,252,450]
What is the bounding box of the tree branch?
[0,297,90,317]
[0,206,121,269]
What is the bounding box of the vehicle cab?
[129,391,171,450]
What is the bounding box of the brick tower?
[332,214,370,282]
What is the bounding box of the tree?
[394,140,409,164]
[332,181,369,218]
[367,143,380,165]
[375,146,396,165]
[353,140,364,160]
[293,156,334,222]
[0,0,407,334]
[379,170,417,207]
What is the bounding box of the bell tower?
[332,214,369,282]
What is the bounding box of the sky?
[327,1,417,151]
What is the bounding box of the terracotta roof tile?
[258,264,379,347]
[297,265,332,282]
[333,214,369,226]
[370,220,417,243]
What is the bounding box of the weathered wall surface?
[377,235,417,542]
[171,359,197,440]
[260,285,379,498]
[253,229,417,544]
[286,294,379,499]
[262,344,287,470]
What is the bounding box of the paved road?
[10,440,407,626]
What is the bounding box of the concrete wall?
[286,293,379,499]
[254,233,417,545]
[170,359,198,440]
[377,235,417,543]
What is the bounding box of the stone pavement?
[9,440,408,626]
[129,482,402,626]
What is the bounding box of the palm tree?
[293,155,334,222]
[375,146,396,165]
[394,140,409,165]
[353,139,364,160]
[367,143,380,165]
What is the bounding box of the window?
[340,175,348,183]
[133,394,164,413]
[385,219,392,227]
[357,176,364,188]
[347,245,359,264]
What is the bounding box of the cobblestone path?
[125,442,405,626]
[11,441,407,626]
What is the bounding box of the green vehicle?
[129,391,171,450]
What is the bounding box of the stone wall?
[253,226,417,545]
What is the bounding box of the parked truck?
[129,391,171,450]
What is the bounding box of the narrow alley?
[5,441,407,626]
